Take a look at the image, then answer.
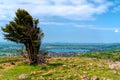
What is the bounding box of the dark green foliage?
[2,9,44,64]
[2,9,43,44]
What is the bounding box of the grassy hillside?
[0,56,120,80]
[79,50,120,61]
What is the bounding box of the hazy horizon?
[1,41,120,44]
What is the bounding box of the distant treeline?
[1,43,120,56]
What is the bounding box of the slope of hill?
[0,56,120,80]
[79,50,120,61]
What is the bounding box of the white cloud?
[40,21,119,32]
[41,22,67,26]
[0,0,113,21]
[76,25,120,31]
[70,22,120,31]
[114,29,119,32]
[41,21,95,27]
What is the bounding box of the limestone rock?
[18,74,28,79]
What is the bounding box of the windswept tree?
[2,9,44,64]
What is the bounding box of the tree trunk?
[29,42,38,64]
[24,40,46,65]
[24,41,39,64]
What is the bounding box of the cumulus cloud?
[0,0,113,21]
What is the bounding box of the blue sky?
[0,0,120,43]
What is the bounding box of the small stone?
[81,75,88,79]
[83,71,87,74]
[39,76,44,80]
[70,64,76,67]
[89,63,93,66]
[109,64,114,69]
[102,78,107,80]
[63,65,67,67]
[30,71,36,75]
[112,70,117,74]
[18,74,28,79]
[10,62,15,65]
[91,76,99,80]
[74,74,77,77]
[98,64,103,68]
